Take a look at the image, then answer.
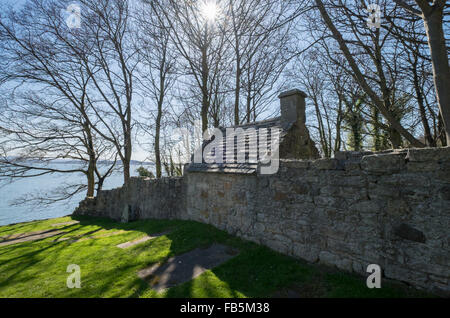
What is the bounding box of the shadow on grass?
[73,216,437,298]
[0,241,68,290]
[0,215,439,298]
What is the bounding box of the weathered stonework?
[278,89,320,159]
[74,177,185,221]
[74,147,450,295]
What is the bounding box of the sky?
[2,0,448,160]
[0,0,282,163]
[0,0,152,162]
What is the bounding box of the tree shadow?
[0,240,68,290]
[5,216,421,298]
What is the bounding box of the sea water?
[0,163,153,225]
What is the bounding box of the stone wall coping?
[278,88,308,99]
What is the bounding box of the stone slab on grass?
[138,243,239,292]
[116,230,171,249]
[117,236,152,249]
[51,221,80,227]
[0,229,64,247]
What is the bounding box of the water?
[0,163,153,226]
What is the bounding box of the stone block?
[386,199,410,216]
[292,245,319,263]
[319,251,340,266]
[352,260,364,274]
[344,161,361,171]
[315,196,338,207]
[406,147,450,162]
[312,158,338,170]
[330,175,366,187]
[264,237,290,255]
[406,161,440,172]
[350,200,381,214]
[273,191,288,201]
[393,223,426,243]
[336,258,353,272]
[334,151,347,161]
[438,185,450,201]
[292,183,309,195]
[281,160,311,169]
[361,153,406,174]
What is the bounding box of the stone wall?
[75,177,185,222]
[74,147,450,295]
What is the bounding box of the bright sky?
[0,0,282,163]
[0,0,150,162]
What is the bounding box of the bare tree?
[136,0,176,178]
[393,0,450,144]
[222,0,294,125]
[151,0,229,133]
[0,0,117,201]
[314,0,425,147]
[75,0,138,184]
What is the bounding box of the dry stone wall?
[74,147,450,295]
[75,177,184,222]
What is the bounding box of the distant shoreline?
[0,163,152,226]
[0,214,73,227]
[3,158,155,165]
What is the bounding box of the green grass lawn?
[0,215,434,298]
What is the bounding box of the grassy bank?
[0,215,433,298]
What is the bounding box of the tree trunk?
[123,72,133,184]
[372,29,403,149]
[86,162,95,198]
[201,96,209,133]
[123,130,132,184]
[84,122,96,198]
[201,30,209,133]
[389,127,402,149]
[246,95,251,123]
[155,104,162,178]
[333,96,343,153]
[313,95,329,157]
[234,56,241,125]
[155,65,165,179]
[438,112,447,146]
[422,10,450,144]
[371,106,382,151]
[97,176,105,194]
[412,60,435,146]
[246,80,252,123]
[123,160,130,184]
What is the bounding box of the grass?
[0,215,434,298]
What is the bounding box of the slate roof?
[186,116,288,174]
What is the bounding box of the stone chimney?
[278,89,320,159]
[279,89,307,130]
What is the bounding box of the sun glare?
[201,1,218,22]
